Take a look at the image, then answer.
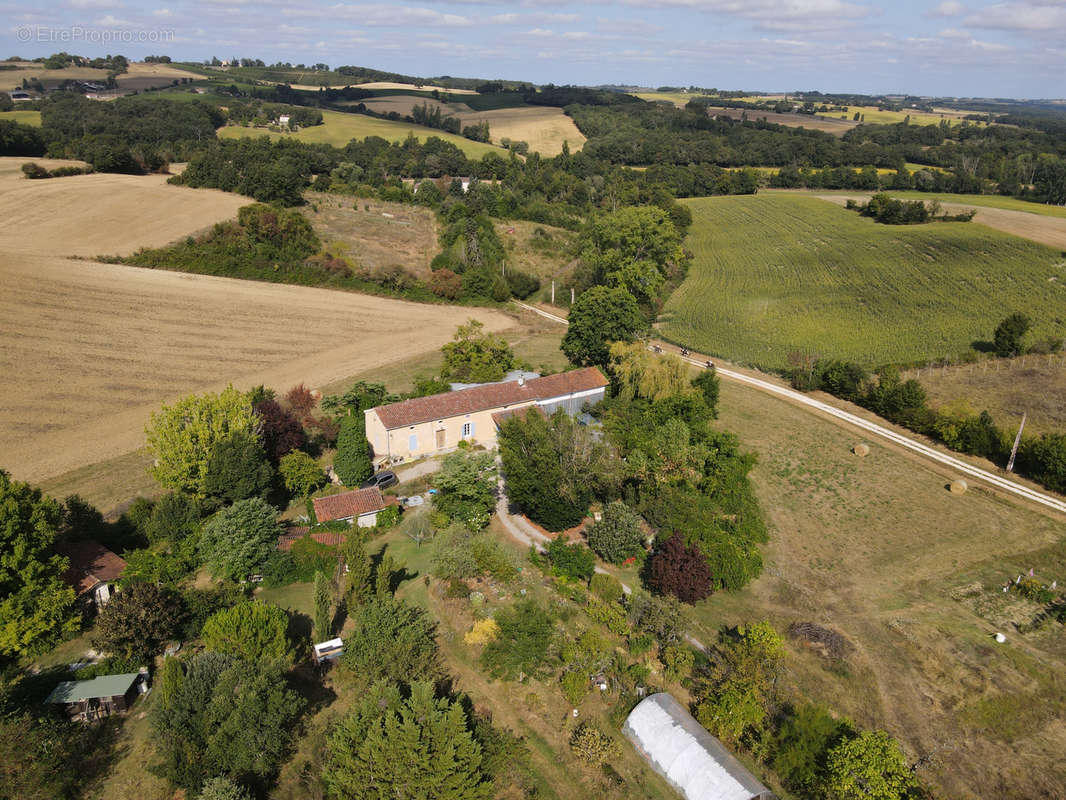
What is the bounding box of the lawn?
[658,194,1066,370]
[686,375,1066,799]
[218,108,506,158]
[0,109,41,126]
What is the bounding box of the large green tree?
[92,582,185,660]
[202,431,274,506]
[198,498,281,581]
[440,319,515,383]
[334,415,373,488]
[145,387,261,497]
[821,730,921,800]
[993,312,1031,357]
[561,286,645,368]
[433,450,497,529]
[200,601,291,664]
[150,651,301,793]
[279,451,327,498]
[324,681,492,800]
[0,471,79,657]
[339,597,441,686]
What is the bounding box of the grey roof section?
[623,693,775,800]
[448,370,541,392]
[45,672,140,704]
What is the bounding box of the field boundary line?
[512,300,1066,517]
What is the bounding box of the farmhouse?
[623,693,775,800]
[364,367,608,464]
[312,487,394,527]
[54,540,127,609]
[45,671,148,721]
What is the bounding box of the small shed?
[45,672,147,721]
[312,487,392,527]
[623,693,775,800]
[54,540,127,609]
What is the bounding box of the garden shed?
[623,692,775,800]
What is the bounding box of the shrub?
[464,617,500,647]
[92,582,185,660]
[560,669,589,706]
[340,597,442,686]
[585,501,645,564]
[547,536,596,580]
[481,599,554,680]
[646,533,712,603]
[505,269,541,299]
[569,724,621,765]
[661,644,695,682]
[429,267,462,299]
[200,601,292,664]
[586,597,631,636]
[589,572,624,604]
[771,704,854,795]
[375,504,400,530]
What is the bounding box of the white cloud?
[964,1,1066,32]
[928,1,964,16]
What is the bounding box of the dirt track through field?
[815,193,1066,251]
[0,160,514,481]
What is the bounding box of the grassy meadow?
[218,108,505,157]
[0,109,41,126]
[659,194,1066,370]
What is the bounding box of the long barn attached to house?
[364,366,608,465]
[623,693,775,800]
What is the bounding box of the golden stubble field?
[358,95,587,155]
[0,158,514,482]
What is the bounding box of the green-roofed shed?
[45,672,146,720]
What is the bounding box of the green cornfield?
[659,194,1066,370]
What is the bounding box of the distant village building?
[364,367,608,465]
[45,671,149,721]
[312,487,395,527]
[623,693,775,800]
[277,114,290,126]
[54,540,126,610]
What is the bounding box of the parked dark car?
[361,470,398,490]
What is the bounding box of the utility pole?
[571,287,575,305]
[551,280,555,305]
[1006,412,1027,473]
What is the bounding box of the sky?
[5,0,1065,98]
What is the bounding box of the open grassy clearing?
[911,352,1066,437]
[0,108,40,125]
[496,219,578,286]
[807,191,1066,251]
[658,194,1066,370]
[0,158,515,483]
[303,191,439,279]
[0,60,196,93]
[218,108,505,157]
[690,376,1066,799]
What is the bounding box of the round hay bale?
[950,479,968,495]
[852,443,870,457]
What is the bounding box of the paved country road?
[513,301,1066,518]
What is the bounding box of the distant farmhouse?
[364,367,608,465]
[54,540,126,610]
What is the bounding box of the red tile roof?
[371,367,608,429]
[277,527,349,551]
[54,540,127,595]
[312,487,388,523]
[490,405,546,427]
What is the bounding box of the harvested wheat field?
[0,159,514,481]
[359,95,586,155]
[0,167,247,257]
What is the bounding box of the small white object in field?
[995,632,1007,643]
[572,708,579,717]
[853,443,870,457]
[950,479,968,494]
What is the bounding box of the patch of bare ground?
[909,353,1066,437]
[302,192,439,280]
[815,193,1066,251]
[690,377,1066,799]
